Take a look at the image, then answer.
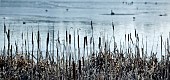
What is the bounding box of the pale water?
[0,0,170,60]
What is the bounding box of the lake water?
[0,0,170,60]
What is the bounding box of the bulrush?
[0,22,169,80]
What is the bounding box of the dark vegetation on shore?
[0,21,169,80]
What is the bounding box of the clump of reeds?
[0,22,170,80]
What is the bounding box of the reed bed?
[0,22,170,80]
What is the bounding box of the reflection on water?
[0,0,170,59]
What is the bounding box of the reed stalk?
[69,33,71,79]
[161,35,163,61]
[27,28,30,61]
[52,25,54,64]
[3,22,6,58]
[25,40,27,60]
[7,29,10,57]
[77,29,81,78]
[37,30,40,64]
[74,30,76,61]
[46,32,49,60]
[31,31,34,80]
[22,32,23,55]
[10,45,12,64]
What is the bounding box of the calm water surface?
[0,0,170,59]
